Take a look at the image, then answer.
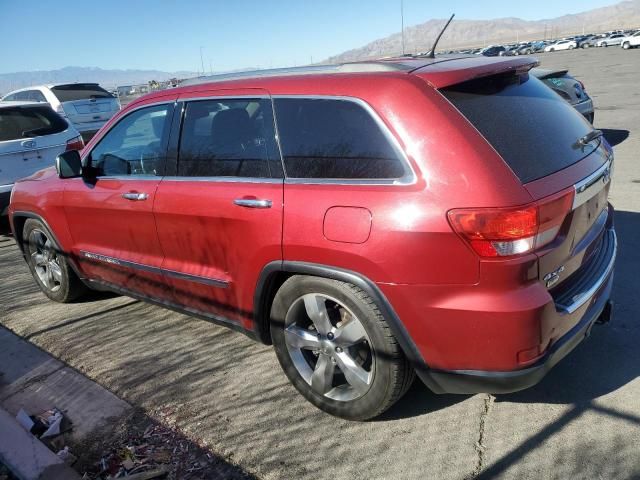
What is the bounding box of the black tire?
[622,42,630,50]
[270,275,414,420]
[582,43,590,48]
[550,48,555,52]
[23,219,87,303]
[602,42,608,47]
[569,45,575,50]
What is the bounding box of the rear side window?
[274,98,407,180]
[0,106,67,142]
[441,74,596,183]
[178,98,280,178]
[50,84,113,102]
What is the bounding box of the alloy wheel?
[28,229,62,292]
[283,293,374,402]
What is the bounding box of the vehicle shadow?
[601,128,630,147]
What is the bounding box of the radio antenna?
[426,13,455,58]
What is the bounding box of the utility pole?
[209,60,213,75]
[400,0,405,55]
[199,46,205,75]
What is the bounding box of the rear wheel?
[602,42,608,47]
[23,219,87,303]
[270,276,414,420]
[582,43,590,48]
[549,48,555,52]
[622,42,630,49]
[569,45,575,50]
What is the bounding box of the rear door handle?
[233,198,272,209]
[122,192,148,201]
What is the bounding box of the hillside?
[325,0,640,63]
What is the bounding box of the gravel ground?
[1,46,639,480]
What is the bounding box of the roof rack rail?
[180,62,413,86]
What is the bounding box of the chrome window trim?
[556,230,617,314]
[161,176,282,184]
[79,250,229,288]
[94,175,161,181]
[174,94,270,102]
[572,159,612,209]
[272,95,417,186]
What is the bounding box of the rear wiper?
[574,129,603,149]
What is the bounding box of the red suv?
[9,56,616,420]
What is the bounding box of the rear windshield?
[441,73,597,183]
[0,106,68,142]
[51,84,113,102]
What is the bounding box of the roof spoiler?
[413,56,539,89]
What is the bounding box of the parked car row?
[1,83,120,142]
[444,28,640,57]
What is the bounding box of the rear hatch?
[418,58,612,301]
[50,83,119,128]
[0,104,75,185]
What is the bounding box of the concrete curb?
[0,407,81,480]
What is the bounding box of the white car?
[0,102,83,216]
[596,33,626,47]
[544,40,577,52]
[1,83,120,141]
[621,31,640,49]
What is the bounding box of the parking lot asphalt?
[1,46,639,480]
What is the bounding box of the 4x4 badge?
[544,265,565,288]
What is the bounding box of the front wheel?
[23,219,87,303]
[582,43,590,48]
[569,45,575,50]
[270,276,414,420]
[602,42,608,47]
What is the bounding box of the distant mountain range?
[0,66,199,95]
[325,0,640,63]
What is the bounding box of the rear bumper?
[381,226,617,395]
[73,120,108,133]
[422,280,613,394]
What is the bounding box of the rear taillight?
[65,135,84,152]
[447,188,575,258]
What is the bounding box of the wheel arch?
[253,261,429,375]
[10,211,85,281]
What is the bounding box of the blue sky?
[1,0,618,74]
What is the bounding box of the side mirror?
[56,150,82,179]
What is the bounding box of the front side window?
[177,98,279,178]
[89,103,171,176]
[274,98,407,180]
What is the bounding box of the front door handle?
[233,198,272,209]
[122,192,148,201]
